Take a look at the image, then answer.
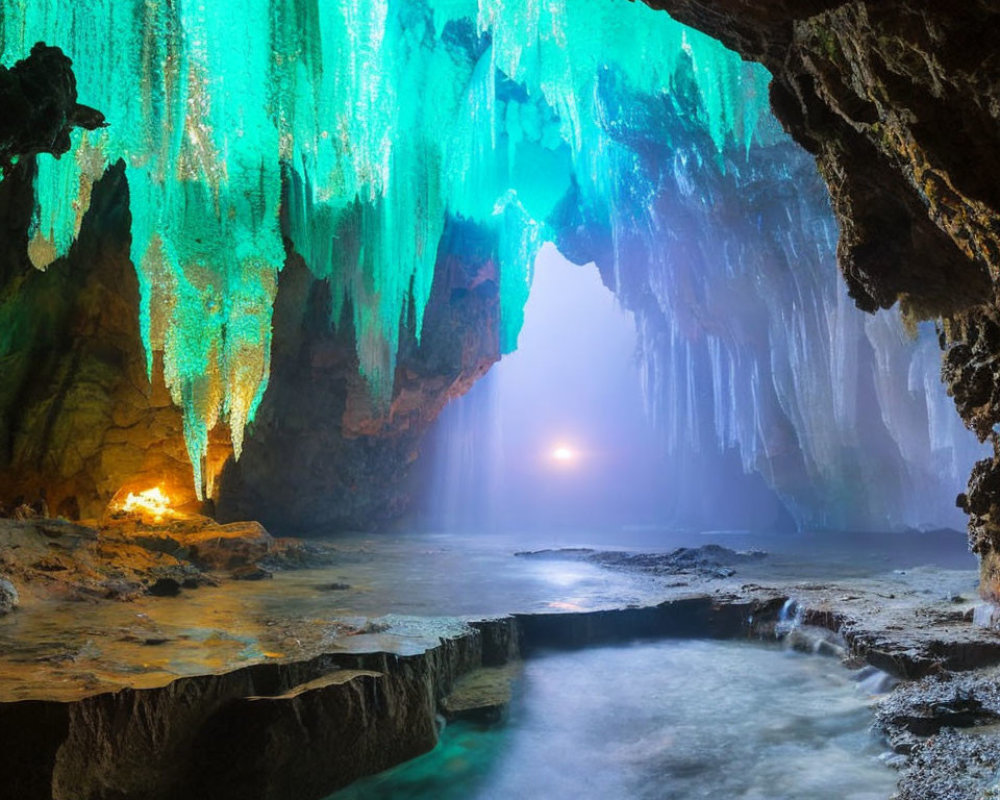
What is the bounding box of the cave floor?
[2,523,1000,798]
[0,525,989,702]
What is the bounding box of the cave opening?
[2,1,1000,798]
[419,240,799,538]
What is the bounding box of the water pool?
[331,639,895,800]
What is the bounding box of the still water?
[331,639,896,799]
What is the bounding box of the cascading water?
[333,641,898,800]
[424,367,505,534]
[776,598,806,637]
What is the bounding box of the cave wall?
[0,163,198,520]
[215,218,500,533]
[4,2,1000,582]
[638,0,999,319]
[545,37,983,533]
[642,0,1000,591]
[0,161,499,530]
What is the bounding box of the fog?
[421,243,791,535]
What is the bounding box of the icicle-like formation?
[1,0,771,491]
[612,116,986,530]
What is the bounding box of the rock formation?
[0,43,105,175]
[214,219,500,532]
[3,2,1000,595]
[634,0,1000,596]
[0,161,499,529]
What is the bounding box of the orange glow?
[120,487,173,522]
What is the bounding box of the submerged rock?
[230,565,273,581]
[515,544,766,579]
[440,662,522,725]
[783,625,847,658]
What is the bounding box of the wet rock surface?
[0,531,996,798]
[439,662,522,724]
[0,515,321,606]
[516,544,766,580]
[879,672,1000,741]
[892,726,1000,800]
[877,667,1000,799]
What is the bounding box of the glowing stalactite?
[0,0,773,492]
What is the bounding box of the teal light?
[0,0,773,493]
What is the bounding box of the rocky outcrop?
[0,515,291,603]
[947,311,1000,602]
[214,219,500,533]
[0,644,480,800]
[0,43,105,175]
[639,0,1000,593]
[876,667,1000,799]
[0,159,499,530]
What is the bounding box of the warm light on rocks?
[119,487,173,521]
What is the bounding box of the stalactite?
[1,0,770,492]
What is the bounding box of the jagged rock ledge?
[2,587,999,800]
[0,597,778,800]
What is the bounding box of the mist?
[421,243,784,536]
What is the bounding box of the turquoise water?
[332,640,896,800]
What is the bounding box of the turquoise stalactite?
[0,0,773,493]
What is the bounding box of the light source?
[119,487,173,522]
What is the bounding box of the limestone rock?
[0,43,105,174]
[0,516,271,605]
[635,0,1000,596]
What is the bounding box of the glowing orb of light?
[551,445,576,462]
[121,487,172,521]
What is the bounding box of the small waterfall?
[775,598,846,657]
[424,370,504,533]
[855,665,898,696]
[776,598,805,637]
[774,598,898,702]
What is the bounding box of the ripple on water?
[332,639,896,800]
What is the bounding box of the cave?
[2,1,1000,798]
